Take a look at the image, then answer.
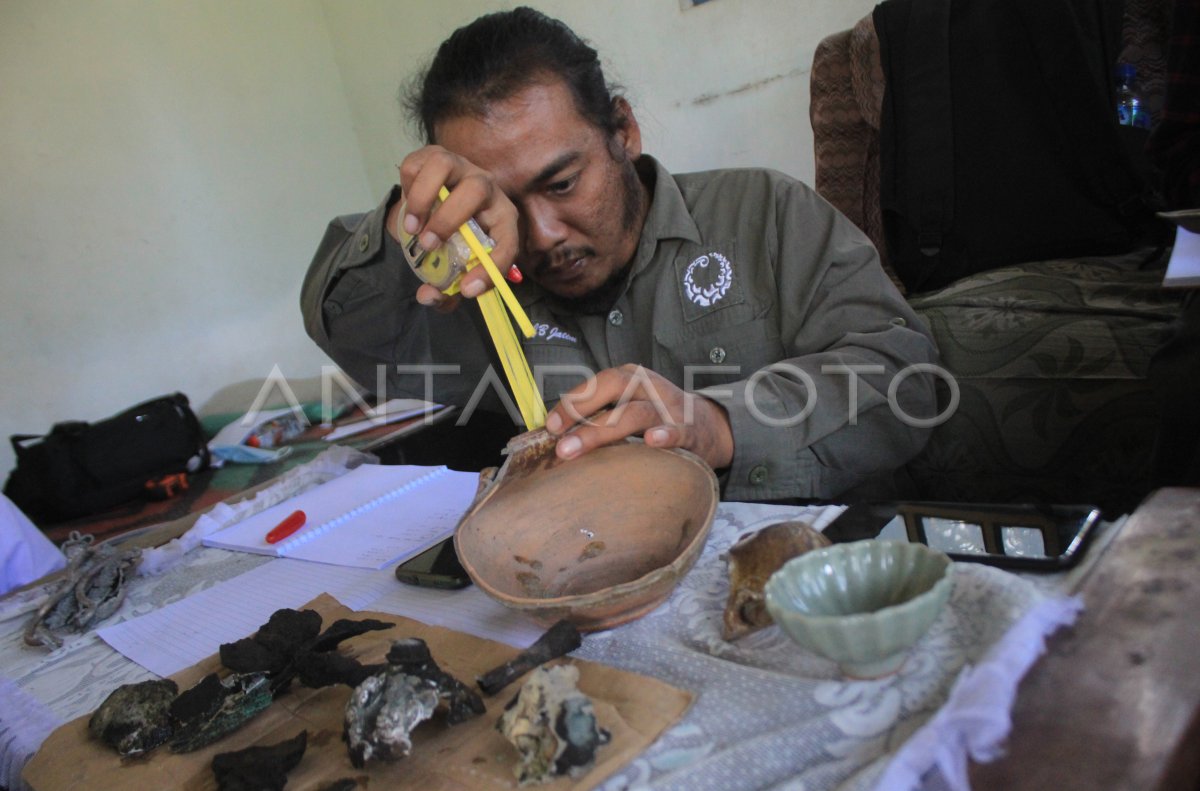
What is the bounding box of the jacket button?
[709,346,727,364]
[749,465,768,485]
[358,234,370,252]
[608,309,624,327]
[890,316,907,327]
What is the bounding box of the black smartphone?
[394,538,472,589]
[823,501,1103,571]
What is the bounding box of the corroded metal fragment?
[220,608,323,675]
[220,609,392,693]
[86,607,396,763]
[342,637,487,767]
[168,672,273,753]
[296,651,385,690]
[87,678,178,757]
[477,620,582,696]
[497,664,610,785]
[343,670,439,768]
[25,532,141,648]
[211,729,307,791]
[312,617,394,652]
[386,637,485,724]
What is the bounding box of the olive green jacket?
[301,156,938,500]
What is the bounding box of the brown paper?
[23,594,693,790]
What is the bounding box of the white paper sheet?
[322,398,442,441]
[1164,223,1200,288]
[201,464,478,569]
[97,557,545,678]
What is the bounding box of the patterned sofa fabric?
[906,250,1183,514]
[810,11,1185,513]
[809,14,896,290]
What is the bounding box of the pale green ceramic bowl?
[764,540,954,678]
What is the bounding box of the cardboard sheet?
[23,594,693,790]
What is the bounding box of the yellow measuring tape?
[436,187,546,429]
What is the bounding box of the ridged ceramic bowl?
[764,541,954,678]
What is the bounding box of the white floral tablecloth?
[577,503,1078,791]
[0,501,1085,791]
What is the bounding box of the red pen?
[266,510,306,544]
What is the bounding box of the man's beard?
[547,157,647,315]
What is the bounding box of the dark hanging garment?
[874,0,1159,292]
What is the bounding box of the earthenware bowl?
[454,429,719,631]
[764,540,954,678]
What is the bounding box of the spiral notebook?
[202,464,479,569]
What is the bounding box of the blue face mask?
[208,443,293,465]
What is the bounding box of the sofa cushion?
[810,18,898,291]
[905,249,1183,513]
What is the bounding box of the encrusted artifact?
[25,532,141,648]
[295,649,384,690]
[722,520,830,640]
[221,608,323,674]
[168,672,273,753]
[497,664,610,785]
[88,672,273,758]
[386,637,485,724]
[220,608,392,693]
[342,637,485,767]
[477,620,582,696]
[88,678,178,757]
[211,729,307,791]
[87,607,395,762]
[343,670,439,767]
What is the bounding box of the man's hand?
[544,364,735,471]
[388,145,520,310]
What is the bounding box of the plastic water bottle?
[1115,63,1150,130]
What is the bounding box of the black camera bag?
[4,392,210,523]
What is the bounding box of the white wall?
[0,0,872,483]
[324,0,878,197]
[0,0,372,478]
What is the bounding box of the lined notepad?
[202,464,478,569]
[98,559,546,677]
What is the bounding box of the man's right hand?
[389,145,520,310]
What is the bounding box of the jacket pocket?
[654,316,784,390]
